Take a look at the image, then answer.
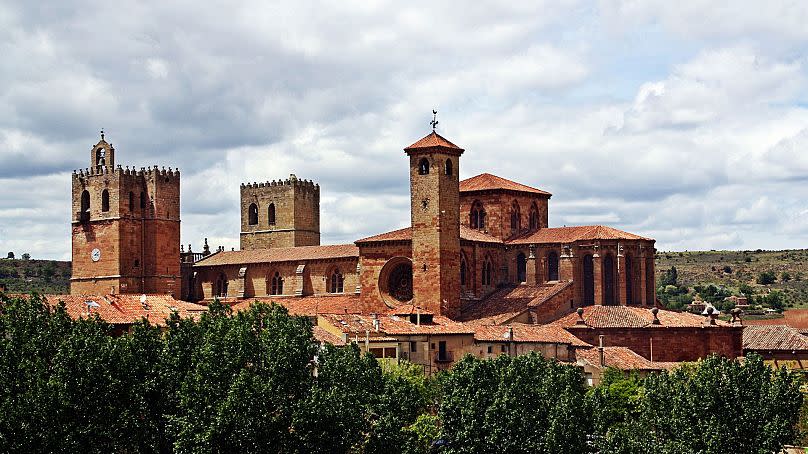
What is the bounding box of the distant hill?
[0,258,71,294]
[655,249,808,310]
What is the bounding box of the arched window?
[583,255,594,306]
[418,158,430,175]
[547,251,559,281]
[470,201,486,230]
[516,253,527,283]
[625,255,634,305]
[604,254,616,306]
[329,268,344,293]
[510,201,521,232]
[248,203,258,225]
[101,189,110,212]
[445,158,453,176]
[529,203,539,230]
[128,192,134,213]
[96,148,106,167]
[215,273,228,298]
[140,192,146,209]
[482,256,493,286]
[80,190,90,222]
[267,203,276,225]
[460,254,468,287]
[270,271,283,295]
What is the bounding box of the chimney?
[598,335,605,367]
[416,309,421,326]
[575,307,587,326]
[372,313,380,333]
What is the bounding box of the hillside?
[0,258,71,294]
[655,249,808,310]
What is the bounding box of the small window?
[80,190,91,222]
[329,268,344,293]
[128,192,134,213]
[270,271,283,295]
[500,345,506,353]
[248,203,258,225]
[445,158,452,176]
[369,347,384,358]
[410,341,417,352]
[134,259,139,268]
[268,203,276,225]
[418,158,430,175]
[140,192,146,209]
[482,257,493,286]
[101,189,110,212]
[384,347,397,358]
[529,203,539,230]
[487,345,492,354]
[470,201,486,230]
[460,255,467,286]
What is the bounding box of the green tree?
[660,266,678,287]
[757,271,777,285]
[781,272,792,282]
[438,353,590,453]
[20,253,30,261]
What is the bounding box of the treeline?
[0,294,803,453]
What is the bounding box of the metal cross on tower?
[430,110,438,130]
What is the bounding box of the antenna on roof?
[430,110,439,131]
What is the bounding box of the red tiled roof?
[43,294,206,326]
[404,131,464,152]
[458,282,571,325]
[744,309,808,330]
[229,294,381,317]
[552,305,729,328]
[474,323,590,347]
[576,346,677,371]
[356,225,502,244]
[319,313,474,336]
[193,244,358,267]
[743,325,808,352]
[387,304,434,316]
[508,225,652,245]
[312,326,347,346]
[460,173,551,196]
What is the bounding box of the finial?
[100,129,105,141]
[430,109,438,131]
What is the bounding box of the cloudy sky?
[2,1,808,260]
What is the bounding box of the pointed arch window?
[418,158,430,175]
[470,201,486,230]
[529,203,539,230]
[101,189,110,212]
[329,268,344,293]
[80,190,90,222]
[214,273,228,298]
[482,257,494,286]
[270,271,284,295]
[268,203,276,225]
[248,203,258,225]
[460,254,468,287]
[445,158,453,176]
[510,201,521,232]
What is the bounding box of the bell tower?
[405,124,464,318]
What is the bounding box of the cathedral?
[70,127,743,375]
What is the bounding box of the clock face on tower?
[91,248,101,262]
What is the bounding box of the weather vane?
[100,129,105,141]
[430,110,438,131]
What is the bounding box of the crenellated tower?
[71,131,180,295]
[405,130,464,318]
[239,174,320,250]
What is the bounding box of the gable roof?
[508,225,652,244]
[552,305,730,329]
[42,294,206,326]
[319,313,474,336]
[404,131,464,152]
[458,282,572,325]
[474,323,590,347]
[576,346,678,371]
[228,294,384,317]
[193,244,359,267]
[743,325,808,351]
[356,225,502,245]
[460,173,551,196]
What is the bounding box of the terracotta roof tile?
[42,294,206,326]
[319,313,474,336]
[743,325,808,351]
[458,282,572,325]
[460,173,551,196]
[552,305,728,328]
[356,225,502,244]
[312,326,347,346]
[508,225,652,245]
[474,323,590,347]
[576,346,676,371]
[404,131,464,152]
[193,244,358,267]
[229,294,382,317]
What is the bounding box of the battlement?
[240,174,319,192]
[73,165,181,180]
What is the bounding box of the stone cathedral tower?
[70,132,180,295]
[405,130,464,318]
